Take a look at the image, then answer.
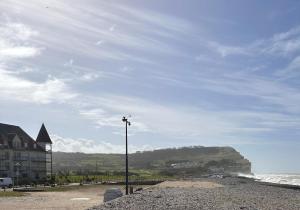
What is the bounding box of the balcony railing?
[14,166,28,170]
[13,157,29,161]
[31,168,46,171]
[31,158,46,162]
[0,156,9,160]
[12,157,47,162]
[0,169,9,171]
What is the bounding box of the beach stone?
[103,188,123,202]
[89,178,300,210]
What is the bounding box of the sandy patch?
[0,185,123,210]
[155,181,223,189]
[70,197,91,201]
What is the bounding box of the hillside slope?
[53,146,251,176]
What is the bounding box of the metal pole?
[125,121,128,195]
[15,162,21,187]
[122,116,131,195]
[96,161,98,174]
[17,168,19,186]
[51,144,53,182]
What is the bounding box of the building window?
[13,140,21,149]
[14,152,21,160]
[5,162,9,170]
[5,152,9,159]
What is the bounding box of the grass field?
[54,169,172,185]
[0,191,26,197]
[42,183,114,192]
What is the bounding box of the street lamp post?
[122,116,131,195]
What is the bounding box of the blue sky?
[0,0,300,173]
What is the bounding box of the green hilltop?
[53,146,251,177]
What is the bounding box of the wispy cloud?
[207,41,250,57]
[267,26,300,55]
[51,134,154,153]
[196,72,300,113]
[114,4,194,35]
[0,22,41,59]
[0,0,192,65]
[109,24,116,32]
[63,59,74,67]
[0,20,76,104]
[257,26,300,56]
[95,40,104,46]
[275,55,300,78]
[79,72,100,81]
[75,94,295,141]
[0,22,39,41]
[1,0,300,152]
[0,69,76,104]
[203,25,300,58]
[0,46,40,58]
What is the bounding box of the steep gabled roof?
[0,123,44,151]
[7,133,17,141]
[36,123,52,144]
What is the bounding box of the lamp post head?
[122,116,127,122]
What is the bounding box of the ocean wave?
[238,173,300,186]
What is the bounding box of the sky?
[0,0,300,173]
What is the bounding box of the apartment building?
[0,123,52,184]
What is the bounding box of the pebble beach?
[89,177,300,210]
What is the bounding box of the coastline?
[236,175,300,190]
[90,177,300,210]
[259,181,300,190]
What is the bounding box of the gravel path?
[89,178,300,210]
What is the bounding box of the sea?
[239,173,300,186]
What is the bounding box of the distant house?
[0,123,52,184]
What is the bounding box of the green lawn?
[0,191,26,197]
[53,170,172,185]
[42,184,109,192]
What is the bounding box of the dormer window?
[13,140,21,149]
[10,134,22,149]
